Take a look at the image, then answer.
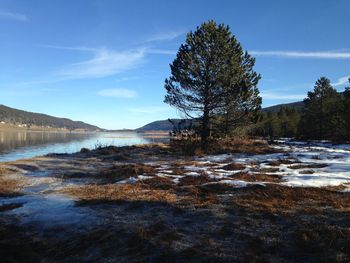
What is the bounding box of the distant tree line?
[253,77,350,142]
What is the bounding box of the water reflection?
[0,131,168,162]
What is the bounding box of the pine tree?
[299,77,341,140]
[343,78,350,140]
[164,20,261,148]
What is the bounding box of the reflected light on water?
[0,131,168,162]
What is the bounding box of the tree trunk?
[201,108,210,151]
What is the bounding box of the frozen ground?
[122,140,350,191]
[0,141,349,262]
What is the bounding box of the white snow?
[197,140,350,189]
[206,179,265,188]
[118,140,350,190]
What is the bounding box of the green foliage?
[253,107,301,139]
[164,20,261,146]
[342,79,350,140]
[299,77,343,140]
[253,77,350,142]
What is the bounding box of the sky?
[0,0,349,129]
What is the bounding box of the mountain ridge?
[0,104,101,131]
[137,101,305,131]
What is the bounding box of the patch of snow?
[185,171,200,176]
[207,179,265,188]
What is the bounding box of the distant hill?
[0,104,101,131]
[137,101,305,131]
[262,101,304,113]
[137,119,194,132]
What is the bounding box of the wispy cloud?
[0,11,28,22]
[145,31,183,43]
[146,49,177,55]
[261,91,305,100]
[250,50,350,59]
[57,47,146,79]
[10,44,174,86]
[98,88,137,98]
[332,76,350,87]
[128,106,170,114]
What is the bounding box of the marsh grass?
[230,184,350,213]
[62,184,180,204]
[287,163,328,169]
[100,163,157,180]
[170,137,281,156]
[231,171,283,183]
[221,162,246,170]
[0,176,26,197]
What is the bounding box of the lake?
[0,130,168,162]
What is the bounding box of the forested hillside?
[0,104,101,131]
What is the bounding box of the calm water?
[0,131,168,162]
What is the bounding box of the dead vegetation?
[231,171,283,183]
[170,137,281,156]
[230,184,350,213]
[267,158,299,166]
[100,163,157,181]
[178,174,216,186]
[221,162,246,170]
[0,176,26,197]
[288,163,328,169]
[62,183,180,204]
[138,176,175,190]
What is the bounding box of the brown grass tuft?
[62,184,180,204]
[0,176,26,197]
[231,184,350,213]
[231,172,282,183]
[288,163,328,169]
[138,176,175,190]
[101,163,157,180]
[170,137,280,156]
[178,175,216,186]
[267,159,298,166]
[221,162,246,171]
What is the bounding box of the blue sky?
[0,0,349,129]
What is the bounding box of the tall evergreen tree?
[343,78,350,140]
[164,20,261,147]
[299,77,341,140]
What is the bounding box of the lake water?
[0,131,168,162]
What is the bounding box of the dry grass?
[170,137,281,156]
[288,163,328,169]
[231,184,350,213]
[213,137,279,155]
[93,145,119,155]
[299,169,315,174]
[178,174,216,186]
[101,163,157,180]
[0,166,17,176]
[221,162,246,171]
[267,158,299,166]
[0,176,26,197]
[231,171,283,183]
[138,176,175,190]
[251,167,280,173]
[62,184,180,204]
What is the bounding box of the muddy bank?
[0,140,349,262]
